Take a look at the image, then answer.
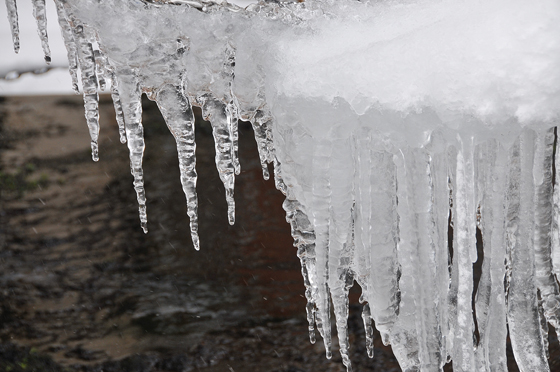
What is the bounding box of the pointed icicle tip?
[32,0,51,65]
[228,206,235,225]
[192,233,200,251]
[309,328,316,344]
[91,142,99,162]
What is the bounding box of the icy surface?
[4,0,560,371]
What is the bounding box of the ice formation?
[4,0,560,370]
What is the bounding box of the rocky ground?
[0,95,405,372]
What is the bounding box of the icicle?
[54,1,79,93]
[223,42,240,176]
[73,23,100,161]
[251,109,274,180]
[425,130,452,362]
[361,303,374,358]
[553,128,560,284]
[353,133,399,347]
[449,137,477,372]
[327,138,355,372]
[353,133,374,353]
[533,128,560,333]
[446,144,459,365]
[199,94,236,225]
[155,82,200,250]
[505,129,549,371]
[389,150,421,371]
[283,198,317,344]
[473,139,508,372]
[31,0,51,63]
[115,68,148,233]
[109,71,127,144]
[402,148,444,370]
[310,139,333,360]
[4,0,19,53]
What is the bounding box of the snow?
[3,0,560,371]
[272,0,560,124]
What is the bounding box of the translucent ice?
[4,0,20,53]
[4,0,560,371]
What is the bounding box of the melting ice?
[4,0,560,370]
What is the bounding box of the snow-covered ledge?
[4,0,560,370]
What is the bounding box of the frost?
[4,0,560,370]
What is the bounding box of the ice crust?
[273,0,560,124]
[4,0,560,371]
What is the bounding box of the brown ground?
[0,94,402,372]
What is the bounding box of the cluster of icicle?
[5,0,560,371]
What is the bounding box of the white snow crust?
[271,0,560,124]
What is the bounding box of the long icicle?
[115,68,148,233]
[426,130,452,364]
[354,133,399,349]
[505,129,550,371]
[447,144,458,364]
[73,23,100,161]
[451,136,477,371]
[353,132,375,356]
[474,139,508,372]
[311,139,333,360]
[283,198,317,344]
[406,147,444,371]
[553,127,560,284]
[389,149,421,371]
[327,137,355,372]
[199,94,236,225]
[155,82,200,250]
[532,129,560,336]
[109,70,127,144]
